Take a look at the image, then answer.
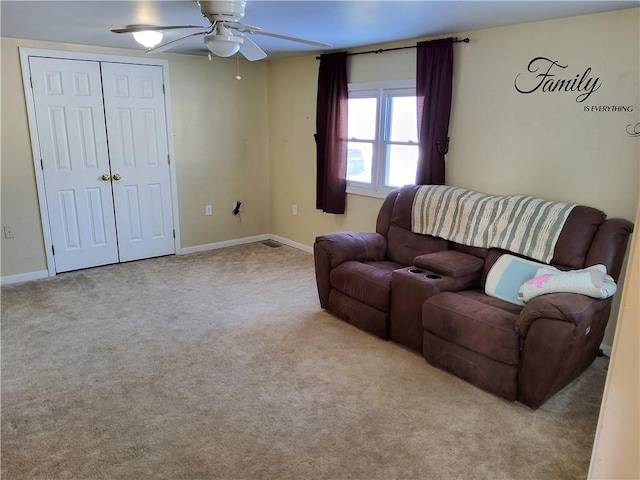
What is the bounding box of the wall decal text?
[627,123,640,137]
[514,57,601,103]
[584,105,633,113]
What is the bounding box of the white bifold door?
[29,57,175,273]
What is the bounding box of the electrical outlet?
[3,226,14,238]
[205,205,213,216]
[292,204,298,216]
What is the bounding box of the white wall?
[448,12,638,220]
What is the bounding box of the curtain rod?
[316,37,469,60]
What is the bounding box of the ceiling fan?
[111,0,332,61]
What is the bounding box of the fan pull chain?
[235,55,242,80]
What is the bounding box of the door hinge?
[51,245,55,255]
[162,84,165,95]
[172,229,175,239]
[40,159,44,170]
[167,154,170,165]
[30,76,34,89]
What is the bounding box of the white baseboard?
[269,234,313,254]
[1,269,49,286]
[179,234,313,256]
[2,235,311,285]
[178,234,270,255]
[600,343,612,357]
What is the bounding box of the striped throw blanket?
[411,185,576,263]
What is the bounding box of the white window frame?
[346,80,417,199]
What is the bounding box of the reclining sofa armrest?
[515,292,613,408]
[314,232,387,268]
[313,232,387,308]
[515,292,610,339]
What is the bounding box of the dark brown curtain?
[416,38,454,185]
[315,51,348,214]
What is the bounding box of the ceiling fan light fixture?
[132,30,164,49]
[205,34,244,57]
[199,1,247,21]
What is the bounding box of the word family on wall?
[514,56,639,137]
[514,57,601,103]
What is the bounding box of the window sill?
[346,185,394,199]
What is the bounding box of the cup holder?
[425,274,441,279]
[408,268,425,274]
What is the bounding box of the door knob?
[112,173,121,181]
[101,173,110,181]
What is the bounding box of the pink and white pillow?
[517,264,617,302]
[485,254,618,305]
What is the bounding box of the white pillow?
[518,264,616,302]
[485,254,547,306]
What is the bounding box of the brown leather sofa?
[313,185,633,408]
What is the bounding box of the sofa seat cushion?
[453,289,525,315]
[422,290,522,365]
[330,260,403,312]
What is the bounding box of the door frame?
[19,47,182,277]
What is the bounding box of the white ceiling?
[1,1,638,60]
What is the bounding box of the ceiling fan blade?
[226,21,331,48]
[111,25,205,34]
[146,29,210,53]
[226,21,262,32]
[248,29,331,48]
[239,35,267,61]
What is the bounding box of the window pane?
[388,95,417,143]
[386,144,418,187]
[347,141,373,184]
[348,97,377,140]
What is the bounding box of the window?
[346,81,418,198]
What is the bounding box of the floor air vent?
[262,240,282,248]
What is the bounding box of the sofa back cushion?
[390,184,420,230]
[550,206,606,269]
[386,225,449,266]
[384,185,449,265]
[383,185,625,280]
[585,218,634,280]
[376,188,401,236]
[452,243,489,259]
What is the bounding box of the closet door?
[101,62,175,262]
[29,57,119,273]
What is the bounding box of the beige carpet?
[1,243,607,479]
